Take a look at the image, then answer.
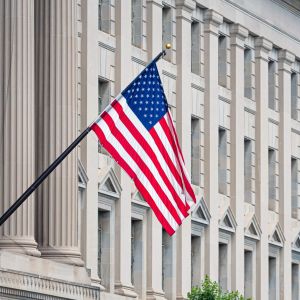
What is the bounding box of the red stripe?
[166,112,196,202]
[91,123,175,235]
[100,114,183,225]
[113,102,189,217]
[166,112,185,163]
[148,128,184,189]
[159,117,196,203]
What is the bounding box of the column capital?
[278,49,295,71]
[146,0,163,8]
[204,9,223,35]
[176,0,195,11]
[255,37,273,61]
[176,0,195,22]
[230,24,248,48]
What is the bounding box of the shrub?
[187,275,251,300]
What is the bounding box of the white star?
[145,101,148,104]
[141,94,144,98]
[134,101,137,104]
[150,114,153,117]
[133,82,136,86]
[145,107,148,111]
[138,107,142,111]
[144,114,147,117]
[146,94,149,98]
[155,114,158,117]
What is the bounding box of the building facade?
[1,0,300,299]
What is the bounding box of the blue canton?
[122,62,168,131]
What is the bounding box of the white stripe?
[117,98,185,199]
[165,114,196,206]
[108,106,186,219]
[154,117,196,208]
[99,120,179,230]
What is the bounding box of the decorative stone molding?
[245,214,262,241]
[0,269,99,300]
[219,207,237,233]
[269,223,285,247]
[255,37,273,60]
[278,49,295,71]
[204,9,223,35]
[191,196,211,225]
[230,24,249,48]
[98,167,122,199]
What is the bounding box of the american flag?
[91,61,196,235]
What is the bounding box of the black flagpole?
[0,47,169,227]
[0,127,91,226]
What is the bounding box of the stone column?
[203,9,223,280]
[175,1,195,299]
[278,49,295,300]
[81,0,101,286]
[35,0,82,265]
[146,1,166,299]
[254,37,272,300]
[0,0,39,256]
[114,0,136,297]
[229,24,248,294]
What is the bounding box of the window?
[162,229,173,298]
[268,60,276,110]
[244,250,253,299]
[98,210,111,289]
[191,21,200,75]
[268,148,276,206]
[218,35,227,87]
[269,257,277,300]
[244,139,252,203]
[244,48,252,99]
[219,243,228,291]
[131,0,142,47]
[131,220,143,296]
[98,0,110,33]
[162,5,172,61]
[291,72,298,120]
[218,128,227,194]
[191,118,200,185]
[98,80,110,152]
[98,79,110,114]
[292,263,299,300]
[292,158,298,218]
[191,235,201,287]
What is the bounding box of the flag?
[91,61,196,235]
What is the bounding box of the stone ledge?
[0,268,100,300]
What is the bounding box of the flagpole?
[0,45,171,226]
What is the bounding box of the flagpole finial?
[165,43,172,49]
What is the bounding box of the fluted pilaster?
[0,0,39,256]
[35,0,82,265]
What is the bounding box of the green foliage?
[187,275,251,300]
